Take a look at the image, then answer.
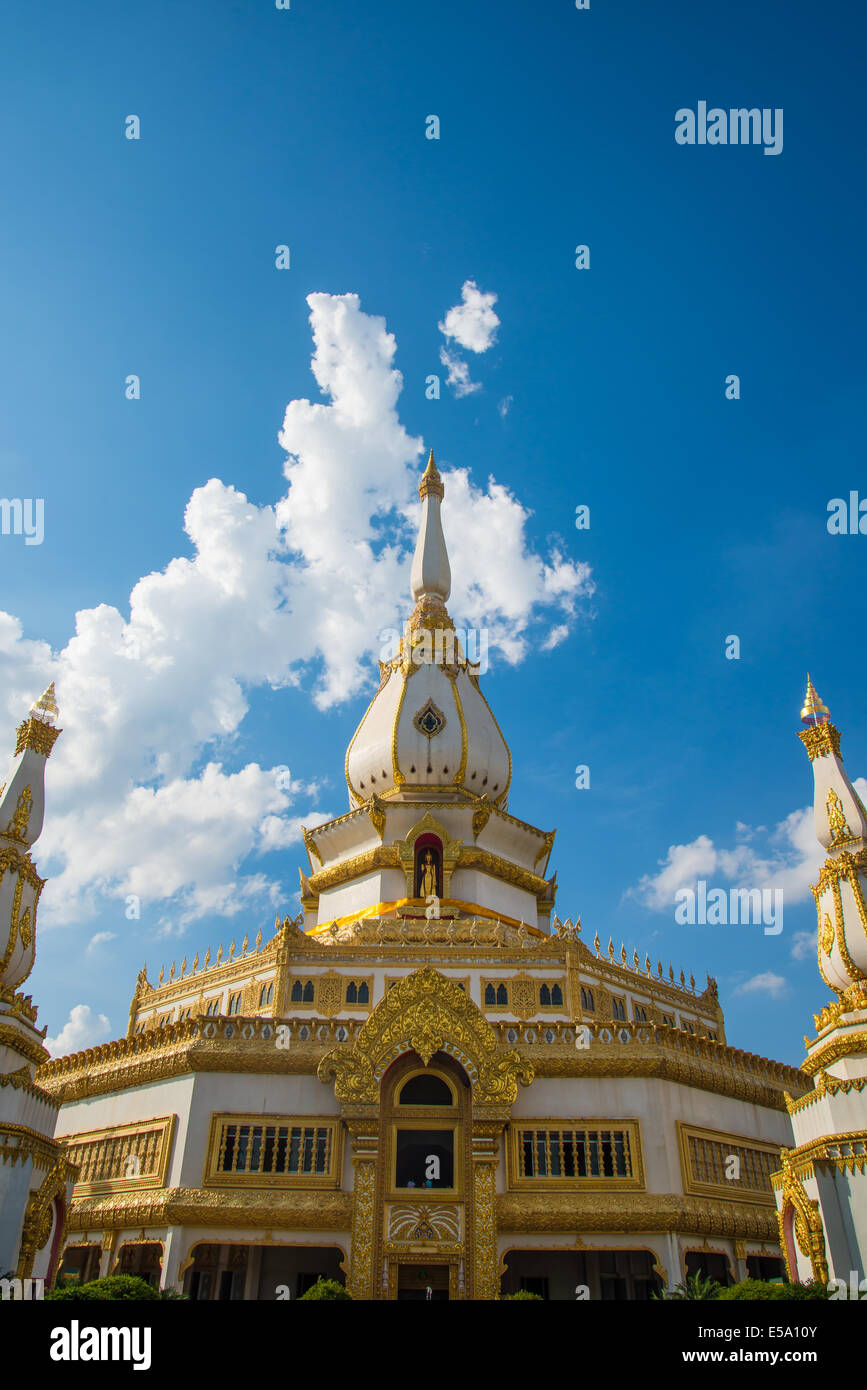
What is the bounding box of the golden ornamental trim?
[495,1191,781,1240]
[801,1029,867,1076]
[0,1021,49,1065]
[774,1150,828,1283]
[14,718,62,759]
[318,965,533,1107]
[797,722,841,761]
[65,1186,354,1233]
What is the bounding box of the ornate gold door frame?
[318,966,533,1300]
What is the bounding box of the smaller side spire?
[801,674,830,726]
[418,447,444,500]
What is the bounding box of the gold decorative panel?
[63,1116,175,1196]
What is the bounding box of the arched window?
[634,1004,647,1022]
[484,984,496,1006]
[398,1073,454,1106]
[580,986,594,1011]
[206,998,220,1016]
[551,984,563,1006]
[259,983,273,1007]
[291,981,302,1003]
[302,981,314,1003]
[496,983,508,1007]
[540,984,551,1006]
[228,992,242,1016]
[612,998,626,1021]
[357,982,369,1004]
[346,981,358,1004]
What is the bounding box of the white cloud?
[87,931,116,953]
[438,280,500,353]
[498,395,513,419]
[790,931,815,961]
[734,972,788,999]
[439,346,480,398]
[0,292,593,935]
[631,782,842,914]
[45,1004,112,1056]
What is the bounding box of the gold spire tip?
[801,675,830,725]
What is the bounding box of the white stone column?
[160,1226,185,1292]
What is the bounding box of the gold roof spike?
[419,447,444,500]
[801,674,830,725]
[31,682,59,722]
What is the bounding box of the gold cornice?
[798,722,841,761]
[0,1065,59,1108]
[14,718,62,759]
[307,842,552,899]
[801,1030,867,1075]
[0,1122,67,1171]
[65,1186,353,1233]
[495,1191,780,1240]
[0,1021,50,1065]
[136,936,281,1007]
[773,1128,867,1176]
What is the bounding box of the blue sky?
[1,0,865,1066]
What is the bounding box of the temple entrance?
[396,1263,450,1300]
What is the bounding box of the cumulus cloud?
[734,972,788,999]
[439,280,500,353]
[45,1004,112,1056]
[629,774,859,914]
[0,292,593,935]
[790,931,815,961]
[439,346,481,398]
[87,932,116,953]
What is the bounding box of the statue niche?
[414,836,443,899]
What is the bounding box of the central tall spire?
[410,448,451,605]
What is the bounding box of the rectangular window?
[512,1122,643,1188]
[679,1124,779,1205]
[206,1114,340,1186]
[63,1117,176,1196]
[394,1128,455,1190]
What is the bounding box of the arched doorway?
[379,1051,471,1300]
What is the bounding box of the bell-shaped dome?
[345,452,511,808]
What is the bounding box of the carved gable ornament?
[318,965,533,1109]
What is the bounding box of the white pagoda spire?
[410,448,451,606]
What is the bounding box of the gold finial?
[668,963,674,982]
[158,965,164,984]
[593,932,601,955]
[216,944,223,965]
[620,944,627,964]
[169,961,176,981]
[204,948,211,969]
[657,960,663,978]
[680,969,685,988]
[31,682,59,722]
[255,928,263,952]
[632,949,640,970]
[607,938,614,960]
[801,675,830,725]
[689,973,695,992]
[229,938,236,960]
[180,957,187,977]
[192,953,199,973]
[645,954,652,974]
[419,447,444,500]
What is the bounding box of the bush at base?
[717,1278,830,1301]
[46,1275,162,1301]
[297,1277,352,1300]
[500,1289,544,1300]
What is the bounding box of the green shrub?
[501,1289,544,1300]
[46,1275,161,1301]
[654,1273,721,1301]
[297,1277,351,1300]
[717,1278,830,1301]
